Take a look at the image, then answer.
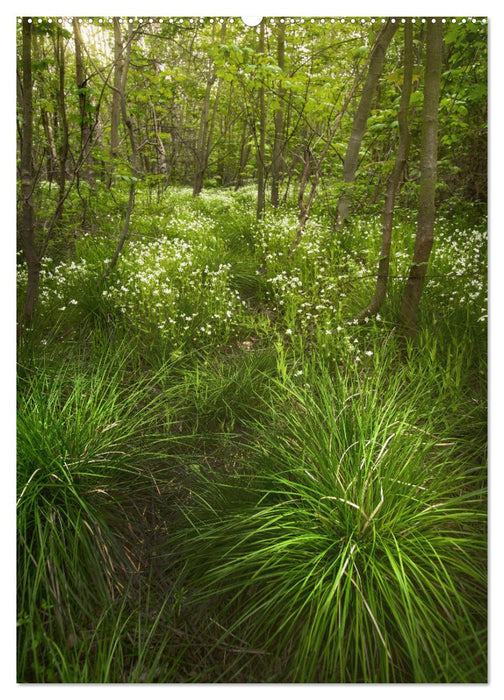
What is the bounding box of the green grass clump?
[174,355,487,682]
[178,345,278,433]
[16,340,183,682]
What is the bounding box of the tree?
[290,23,391,256]
[103,23,138,278]
[32,31,58,183]
[256,19,266,219]
[398,20,443,337]
[19,17,40,327]
[336,20,397,226]
[271,20,286,207]
[107,18,124,188]
[360,22,413,319]
[193,24,217,196]
[54,25,70,211]
[73,18,94,183]
[234,119,251,190]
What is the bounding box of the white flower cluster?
[111,236,244,344]
[426,222,487,323]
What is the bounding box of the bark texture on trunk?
[271,21,286,208]
[398,20,443,338]
[20,18,40,327]
[107,18,123,187]
[73,18,94,182]
[256,19,266,219]
[337,21,397,225]
[103,25,137,278]
[290,24,391,256]
[360,23,413,319]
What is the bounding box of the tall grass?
[17,185,487,682]
[174,350,487,682]
[16,339,184,681]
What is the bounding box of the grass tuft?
[174,356,487,682]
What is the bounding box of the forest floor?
[16,185,487,682]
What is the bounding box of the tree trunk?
[150,101,169,180]
[290,27,389,256]
[55,28,69,203]
[33,32,58,183]
[234,119,250,190]
[337,20,397,225]
[19,18,40,327]
[217,81,233,186]
[41,107,58,183]
[271,21,286,207]
[192,61,215,195]
[193,24,225,195]
[107,17,123,188]
[73,18,94,183]
[360,22,413,319]
[256,19,266,219]
[103,25,137,278]
[398,20,443,338]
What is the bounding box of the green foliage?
[174,351,486,682]
[17,13,487,682]
[17,188,487,681]
[16,337,189,681]
[178,345,278,433]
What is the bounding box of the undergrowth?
[16,185,487,682]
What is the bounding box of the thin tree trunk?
[19,18,40,328]
[107,17,123,188]
[206,75,222,169]
[103,25,137,279]
[73,18,94,183]
[256,19,266,219]
[398,20,443,338]
[55,28,69,203]
[271,21,286,207]
[192,60,215,196]
[337,20,397,226]
[41,108,58,183]
[193,23,225,195]
[235,119,250,190]
[34,31,58,182]
[290,26,390,257]
[297,146,314,223]
[359,22,413,319]
[150,101,169,179]
[281,144,305,205]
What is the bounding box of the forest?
[16,16,487,683]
